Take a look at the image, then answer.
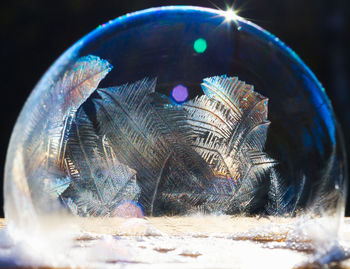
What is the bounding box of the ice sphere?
[4,6,346,232]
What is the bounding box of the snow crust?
[0,216,348,268]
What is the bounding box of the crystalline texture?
[62,109,140,217]
[184,76,276,213]
[53,56,275,216]
[20,55,112,214]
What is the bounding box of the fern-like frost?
[50,56,276,216]
[22,55,113,213]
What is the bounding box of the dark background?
[0,0,349,217]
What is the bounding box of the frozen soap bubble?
[3,6,346,243]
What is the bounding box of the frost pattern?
[265,169,306,216]
[41,56,280,216]
[62,109,140,217]
[186,76,275,181]
[184,76,276,212]
[23,55,112,213]
[92,78,214,215]
[43,176,71,196]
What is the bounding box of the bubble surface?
[4,6,346,235]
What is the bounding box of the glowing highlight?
[171,84,188,103]
[224,8,238,22]
[194,38,207,53]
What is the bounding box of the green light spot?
[194,38,207,53]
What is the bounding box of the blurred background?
[0,0,349,217]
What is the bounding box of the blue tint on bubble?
[67,6,343,197]
[302,128,313,148]
[5,5,346,224]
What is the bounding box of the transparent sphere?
[4,6,346,229]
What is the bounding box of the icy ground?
[1,216,350,268]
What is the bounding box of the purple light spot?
[112,201,144,218]
[171,84,188,103]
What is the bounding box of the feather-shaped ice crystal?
[51,56,276,217]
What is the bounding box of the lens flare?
[171,84,189,103]
[194,38,207,53]
[224,8,238,22]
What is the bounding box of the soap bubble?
[3,6,346,242]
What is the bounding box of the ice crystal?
[265,169,306,216]
[22,55,112,213]
[62,109,140,217]
[43,176,71,196]
[44,55,276,217]
[89,77,213,215]
[184,76,276,212]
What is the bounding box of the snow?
[0,216,349,268]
